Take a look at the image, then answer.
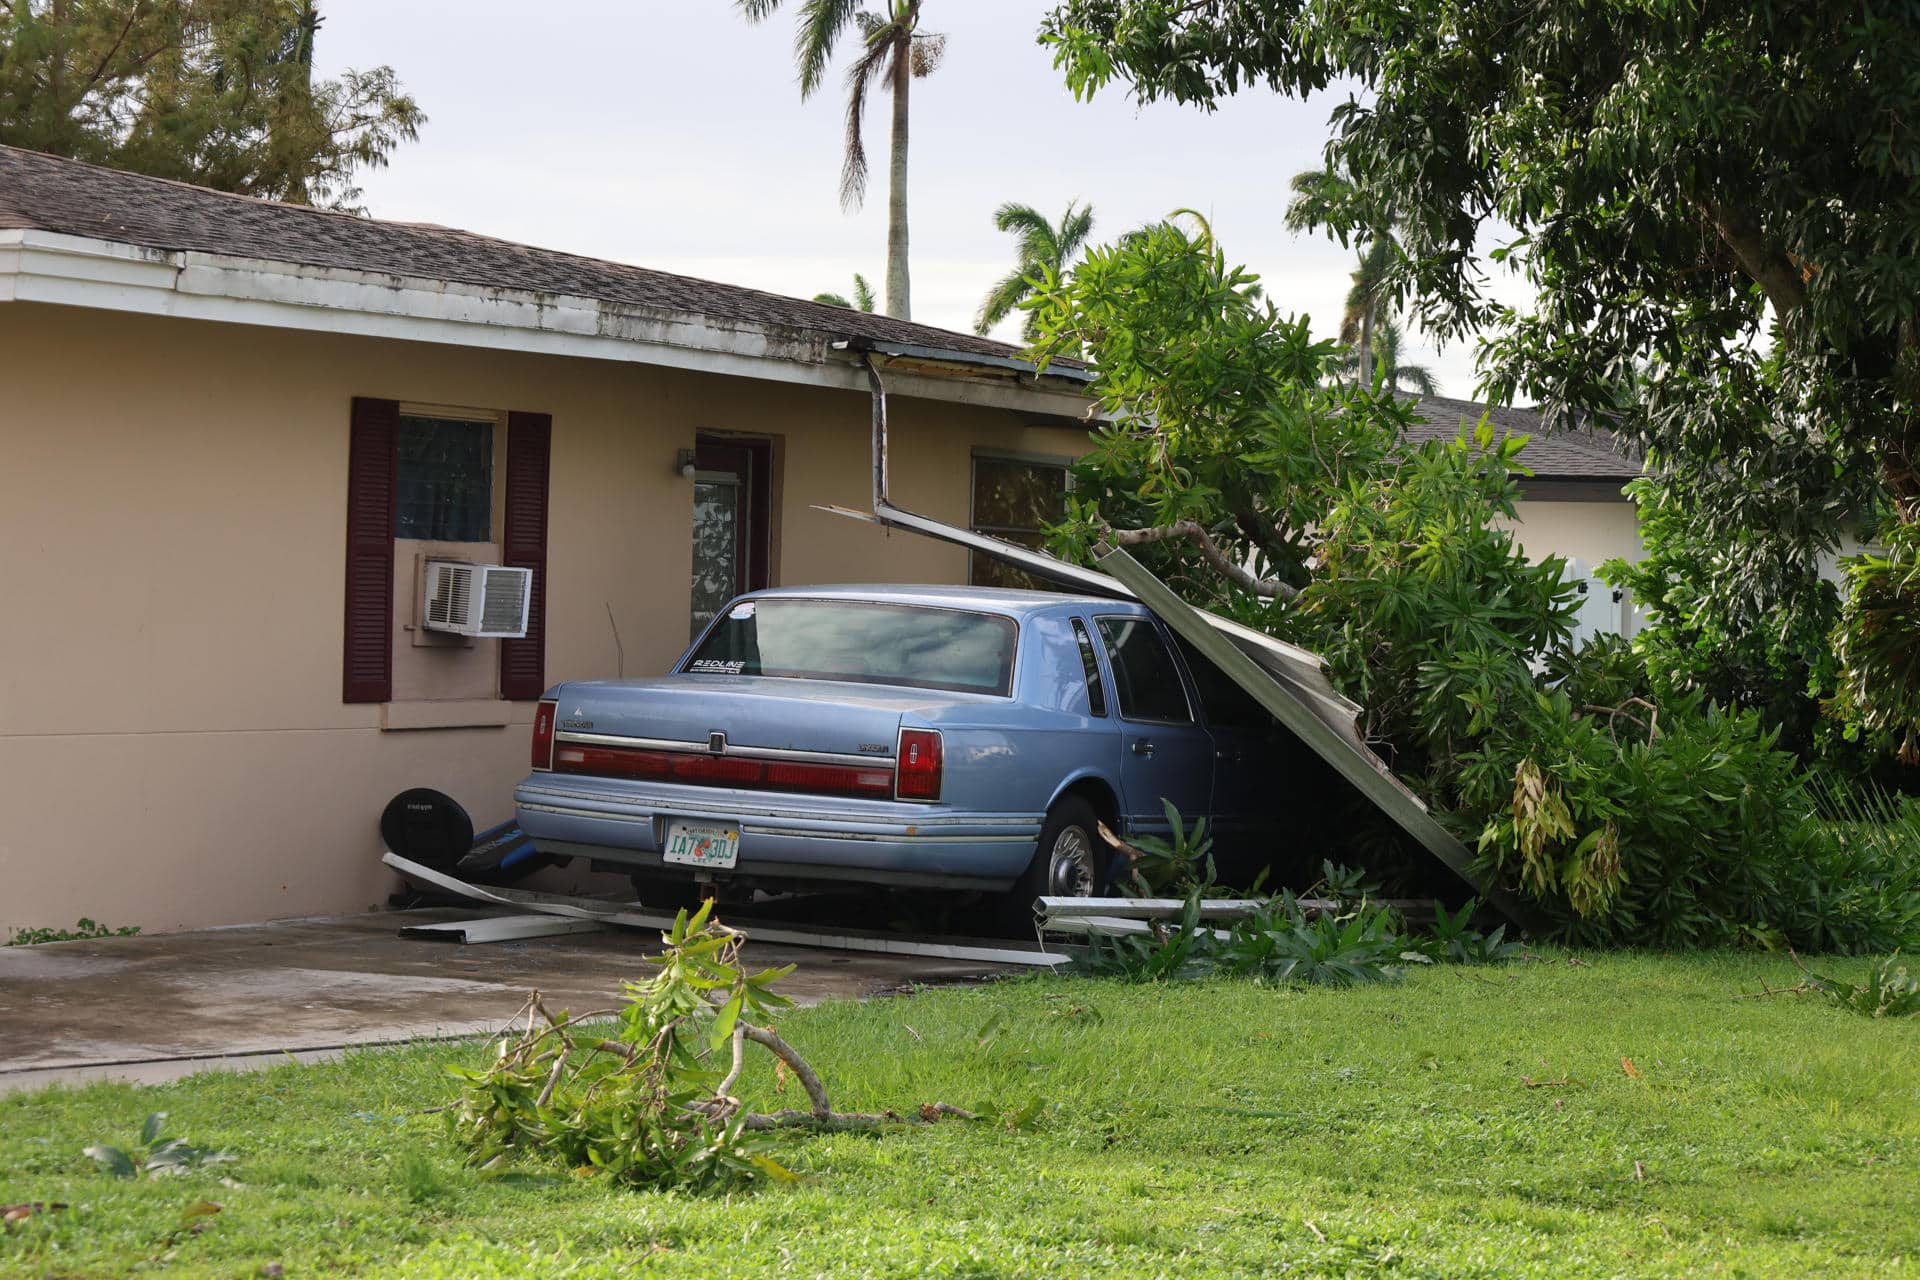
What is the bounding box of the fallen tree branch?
[1109,520,1300,600]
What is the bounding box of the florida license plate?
[662,822,740,869]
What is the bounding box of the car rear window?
[683,599,1019,695]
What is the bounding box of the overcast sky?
[315,0,1515,397]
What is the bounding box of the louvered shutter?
[343,397,398,703]
[500,411,552,700]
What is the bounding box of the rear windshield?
[682,599,1019,696]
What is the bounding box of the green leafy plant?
[1408,900,1527,966]
[7,918,140,946]
[1751,952,1920,1020]
[1073,886,1519,985]
[84,1113,232,1179]
[447,902,976,1193]
[1101,800,1217,896]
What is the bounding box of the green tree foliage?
[1042,0,1920,754]
[1031,219,1919,950]
[974,199,1094,340]
[738,1,943,319]
[0,0,422,209]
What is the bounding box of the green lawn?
[2,951,1916,1278]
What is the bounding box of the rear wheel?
[997,795,1105,935]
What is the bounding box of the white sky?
[314,0,1521,397]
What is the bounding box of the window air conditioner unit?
[422,561,533,639]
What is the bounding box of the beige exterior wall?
[1498,496,1643,573]
[0,302,1088,934]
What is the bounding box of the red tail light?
[895,728,943,801]
[531,700,556,770]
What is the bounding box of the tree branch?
[1108,520,1299,599]
[1693,197,1808,326]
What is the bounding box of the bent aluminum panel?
[1095,545,1539,929]
[382,852,1068,967]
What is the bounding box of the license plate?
[662,821,740,869]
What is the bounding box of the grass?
[1,950,1916,1277]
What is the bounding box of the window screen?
[684,599,1019,696]
[396,415,493,541]
[1095,617,1192,723]
[969,454,1068,590]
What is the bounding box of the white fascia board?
[0,230,1094,418]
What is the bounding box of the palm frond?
[813,291,854,308]
[1284,165,1353,235]
[974,267,1033,335]
[1396,362,1440,396]
[735,0,786,21]
[1057,201,1095,260]
[852,273,876,312]
[993,201,1058,267]
[910,30,946,77]
[838,32,893,211]
[794,0,864,98]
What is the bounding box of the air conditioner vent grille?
[421,560,532,639]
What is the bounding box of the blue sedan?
[514,585,1290,920]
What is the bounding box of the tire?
[996,795,1105,935]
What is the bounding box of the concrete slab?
[0,909,1016,1094]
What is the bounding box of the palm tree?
[738,1,944,320]
[813,273,877,312]
[974,201,1095,340]
[1341,316,1439,395]
[1287,165,1396,381]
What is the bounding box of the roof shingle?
[0,143,1030,363]
[1402,393,1639,482]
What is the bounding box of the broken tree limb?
[1110,520,1300,600]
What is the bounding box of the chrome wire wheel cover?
[1047,825,1097,897]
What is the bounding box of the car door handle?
[1131,739,1156,757]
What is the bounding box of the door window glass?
[1175,636,1274,732]
[1095,617,1192,723]
[690,471,742,639]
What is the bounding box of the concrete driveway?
[0,909,1020,1095]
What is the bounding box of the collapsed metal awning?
[821,355,1538,929]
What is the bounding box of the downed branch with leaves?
[1742,951,1920,1019]
[446,903,975,1192]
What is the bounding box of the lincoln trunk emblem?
[708,731,727,754]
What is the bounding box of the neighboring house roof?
[1403,393,1641,484]
[0,144,1089,415]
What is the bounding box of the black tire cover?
[380,788,474,871]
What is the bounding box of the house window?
[396,414,494,542]
[969,452,1069,589]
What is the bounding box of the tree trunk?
[1356,303,1374,389]
[884,29,912,320]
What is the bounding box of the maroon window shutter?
[500,412,552,700]
[343,397,399,703]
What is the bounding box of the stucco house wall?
[0,300,1087,933]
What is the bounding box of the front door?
[689,436,772,640]
[1093,615,1214,841]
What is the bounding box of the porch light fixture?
[675,448,697,478]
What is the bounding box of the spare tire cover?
[380,788,474,871]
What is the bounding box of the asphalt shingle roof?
[0,144,1032,363]
[1402,393,1640,482]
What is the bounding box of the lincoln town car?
[514,585,1289,925]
